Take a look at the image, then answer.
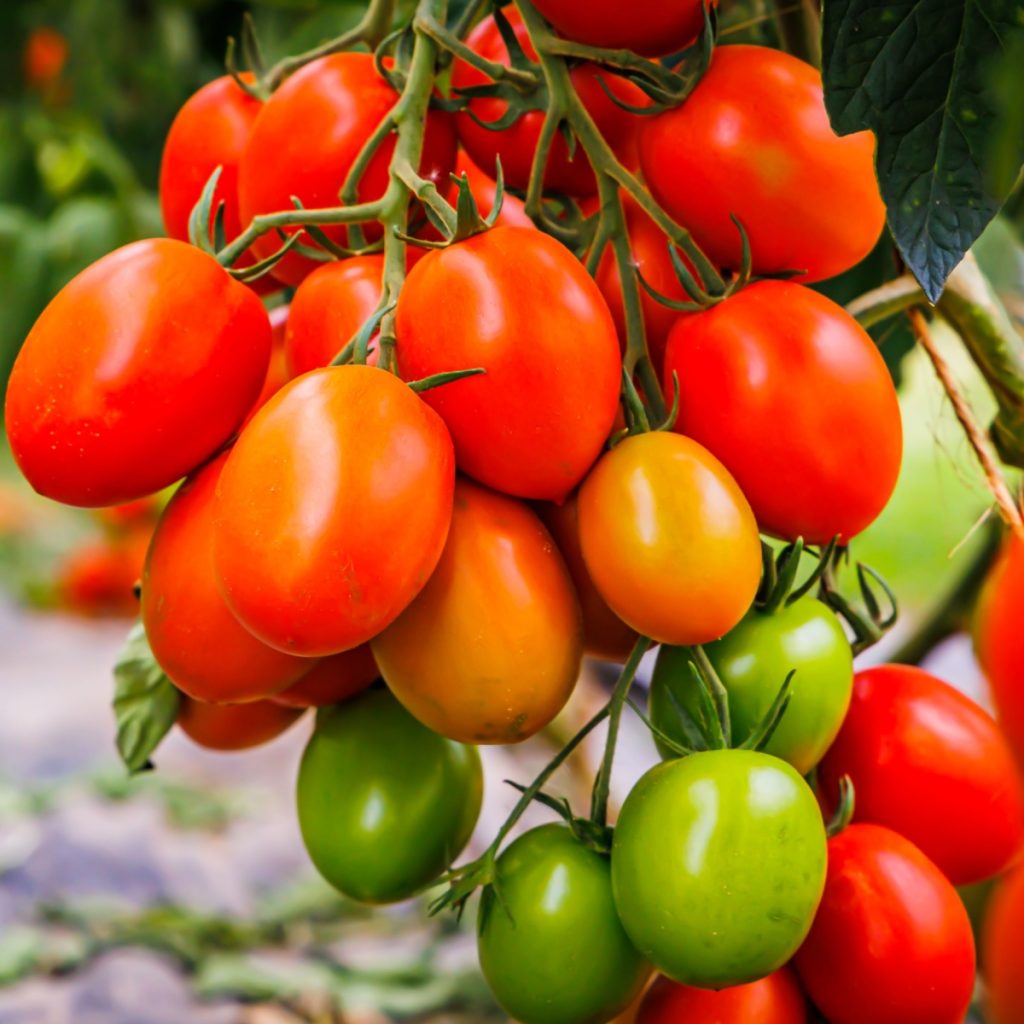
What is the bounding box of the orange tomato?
[373,478,582,744]
[578,432,761,646]
[177,695,304,752]
[214,365,455,656]
[273,648,379,708]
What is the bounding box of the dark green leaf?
[112,621,180,774]
[822,0,1024,302]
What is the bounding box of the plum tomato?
[478,824,651,1024]
[577,431,761,646]
[636,970,808,1024]
[395,227,620,501]
[5,238,271,507]
[983,864,1024,1024]
[663,279,902,543]
[213,365,455,657]
[296,688,482,903]
[612,749,826,987]
[651,597,853,775]
[817,664,1024,886]
[177,695,304,752]
[639,45,885,282]
[373,478,582,744]
[272,647,379,709]
[793,823,976,1024]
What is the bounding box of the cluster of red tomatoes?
[5,1,1024,1021]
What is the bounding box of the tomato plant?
[296,688,482,903]
[817,664,1024,886]
[478,824,651,1024]
[793,824,976,1024]
[651,596,853,775]
[636,970,808,1024]
[372,478,582,743]
[612,749,827,987]
[213,364,455,656]
[5,238,272,507]
[663,280,902,543]
[395,226,621,501]
[577,431,761,646]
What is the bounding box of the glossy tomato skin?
[238,53,456,286]
[177,695,304,752]
[296,688,482,903]
[975,535,1024,765]
[5,238,271,507]
[537,492,637,663]
[663,280,902,543]
[373,479,582,744]
[143,453,315,704]
[284,255,383,377]
[478,824,651,1024]
[983,864,1024,1024]
[794,824,975,1024]
[612,750,826,987]
[817,664,1024,886]
[159,76,261,253]
[596,200,691,374]
[395,227,620,501]
[272,647,378,708]
[577,432,761,647]
[640,45,884,282]
[636,970,808,1024]
[453,9,645,196]
[454,150,534,228]
[214,365,455,657]
[651,598,853,775]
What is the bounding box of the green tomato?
[650,597,853,774]
[611,749,826,987]
[296,688,482,904]
[478,824,651,1024]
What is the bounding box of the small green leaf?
[112,622,180,774]
[822,0,1024,302]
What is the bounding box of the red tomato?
[640,45,884,282]
[636,970,808,1024]
[246,304,292,419]
[818,664,1024,886]
[238,53,456,286]
[537,492,637,663]
[794,824,975,1024]
[159,75,271,287]
[395,227,620,501]
[596,199,691,373]
[213,365,455,656]
[533,0,707,57]
[24,27,68,90]
[453,8,646,197]
[5,239,271,507]
[177,695,304,752]
[284,256,383,377]
[142,452,314,703]
[663,280,902,543]
[984,864,1024,1024]
[272,648,379,708]
[453,150,534,229]
[976,535,1024,766]
[58,528,149,618]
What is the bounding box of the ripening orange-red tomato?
[537,493,637,663]
[238,53,456,286]
[373,478,582,743]
[284,256,383,377]
[395,227,621,502]
[578,431,761,646]
[214,365,455,656]
[272,648,379,708]
[640,45,885,282]
[143,452,315,703]
[177,695,304,752]
[4,239,271,507]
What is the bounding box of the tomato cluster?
[5,4,1022,1023]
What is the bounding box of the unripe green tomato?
[478,824,651,1024]
[296,688,482,904]
[611,749,826,987]
[650,597,853,775]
